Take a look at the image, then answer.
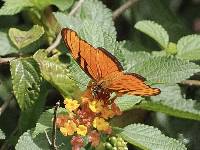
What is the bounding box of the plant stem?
[181,80,200,86]
[112,0,139,20]
[0,57,16,64]
[51,101,60,150]
[69,0,85,16]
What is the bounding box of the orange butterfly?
[61,28,160,100]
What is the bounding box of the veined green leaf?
[55,0,116,38]
[77,0,116,37]
[177,35,200,60]
[118,124,186,150]
[68,60,90,91]
[135,20,169,49]
[54,12,82,31]
[17,81,48,134]
[0,129,5,139]
[15,131,41,150]
[0,0,73,16]
[31,108,71,149]
[9,25,44,49]
[0,0,33,15]
[134,84,200,121]
[32,108,66,137]
[33,49,78,97]
[132,56,200,84]
[0,31,17,56]
[32,0,74,11]
[116,95,143,111]
[122,51,152,71]
[10,58,41,111]
[50,0,73,11]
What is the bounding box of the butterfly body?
[89,81,111,100]
[61,28,160,99]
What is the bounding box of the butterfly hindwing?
[102,72,160,96]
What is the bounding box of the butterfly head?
[90,82,111,100]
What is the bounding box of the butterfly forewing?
[61,28,123,81]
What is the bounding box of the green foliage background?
[0,0,200,150]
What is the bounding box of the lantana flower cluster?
[56,96,122,150]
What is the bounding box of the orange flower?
[60,120,77,136]
[89,100,104,113]
[64,98,80,112]
[77,125,88,136]
[88,130,100,147]
[56,115,68,128]
[100,107,115,119]
[93,117,110,131]
[71,136,84,150]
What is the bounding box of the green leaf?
[33,108,66,137]
[69,60,90,91]
[134,84,200,121]
[77,0,116,37]
[33,49,78,97]
[0,0,33,15]
[0,0,73,16]
[15,131,41,150]
[116,95,143,111]
[132,0,190,42]
[10,58,41,111]
[32,108,71,149]
[0,31,17,56]
[55,0,116,38]
[177,35,200,60]
[119,124,186,150]
[0,129,5,139]
[32,0,74,11]
[50,0,73,11]
[9,25,44,49]
[17,81,48,136]
[135,20,169,49]
[54,12,82,31]
[122,51,152,71]
[132,56,200,84]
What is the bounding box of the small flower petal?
[88,130,100,147]
[93,117,110,131]
[77,125,88,136]
[60,120,77,136]
[101,107,115,119]
[64,98,80,112]
[56,115,68,127]
[89,100,103,113]
[71,136,84,150]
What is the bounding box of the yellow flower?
[89,100,103,113]
[60,120,77,136]
[77,125,88,136]
[93,117,110,131]
[64,98,80,112]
